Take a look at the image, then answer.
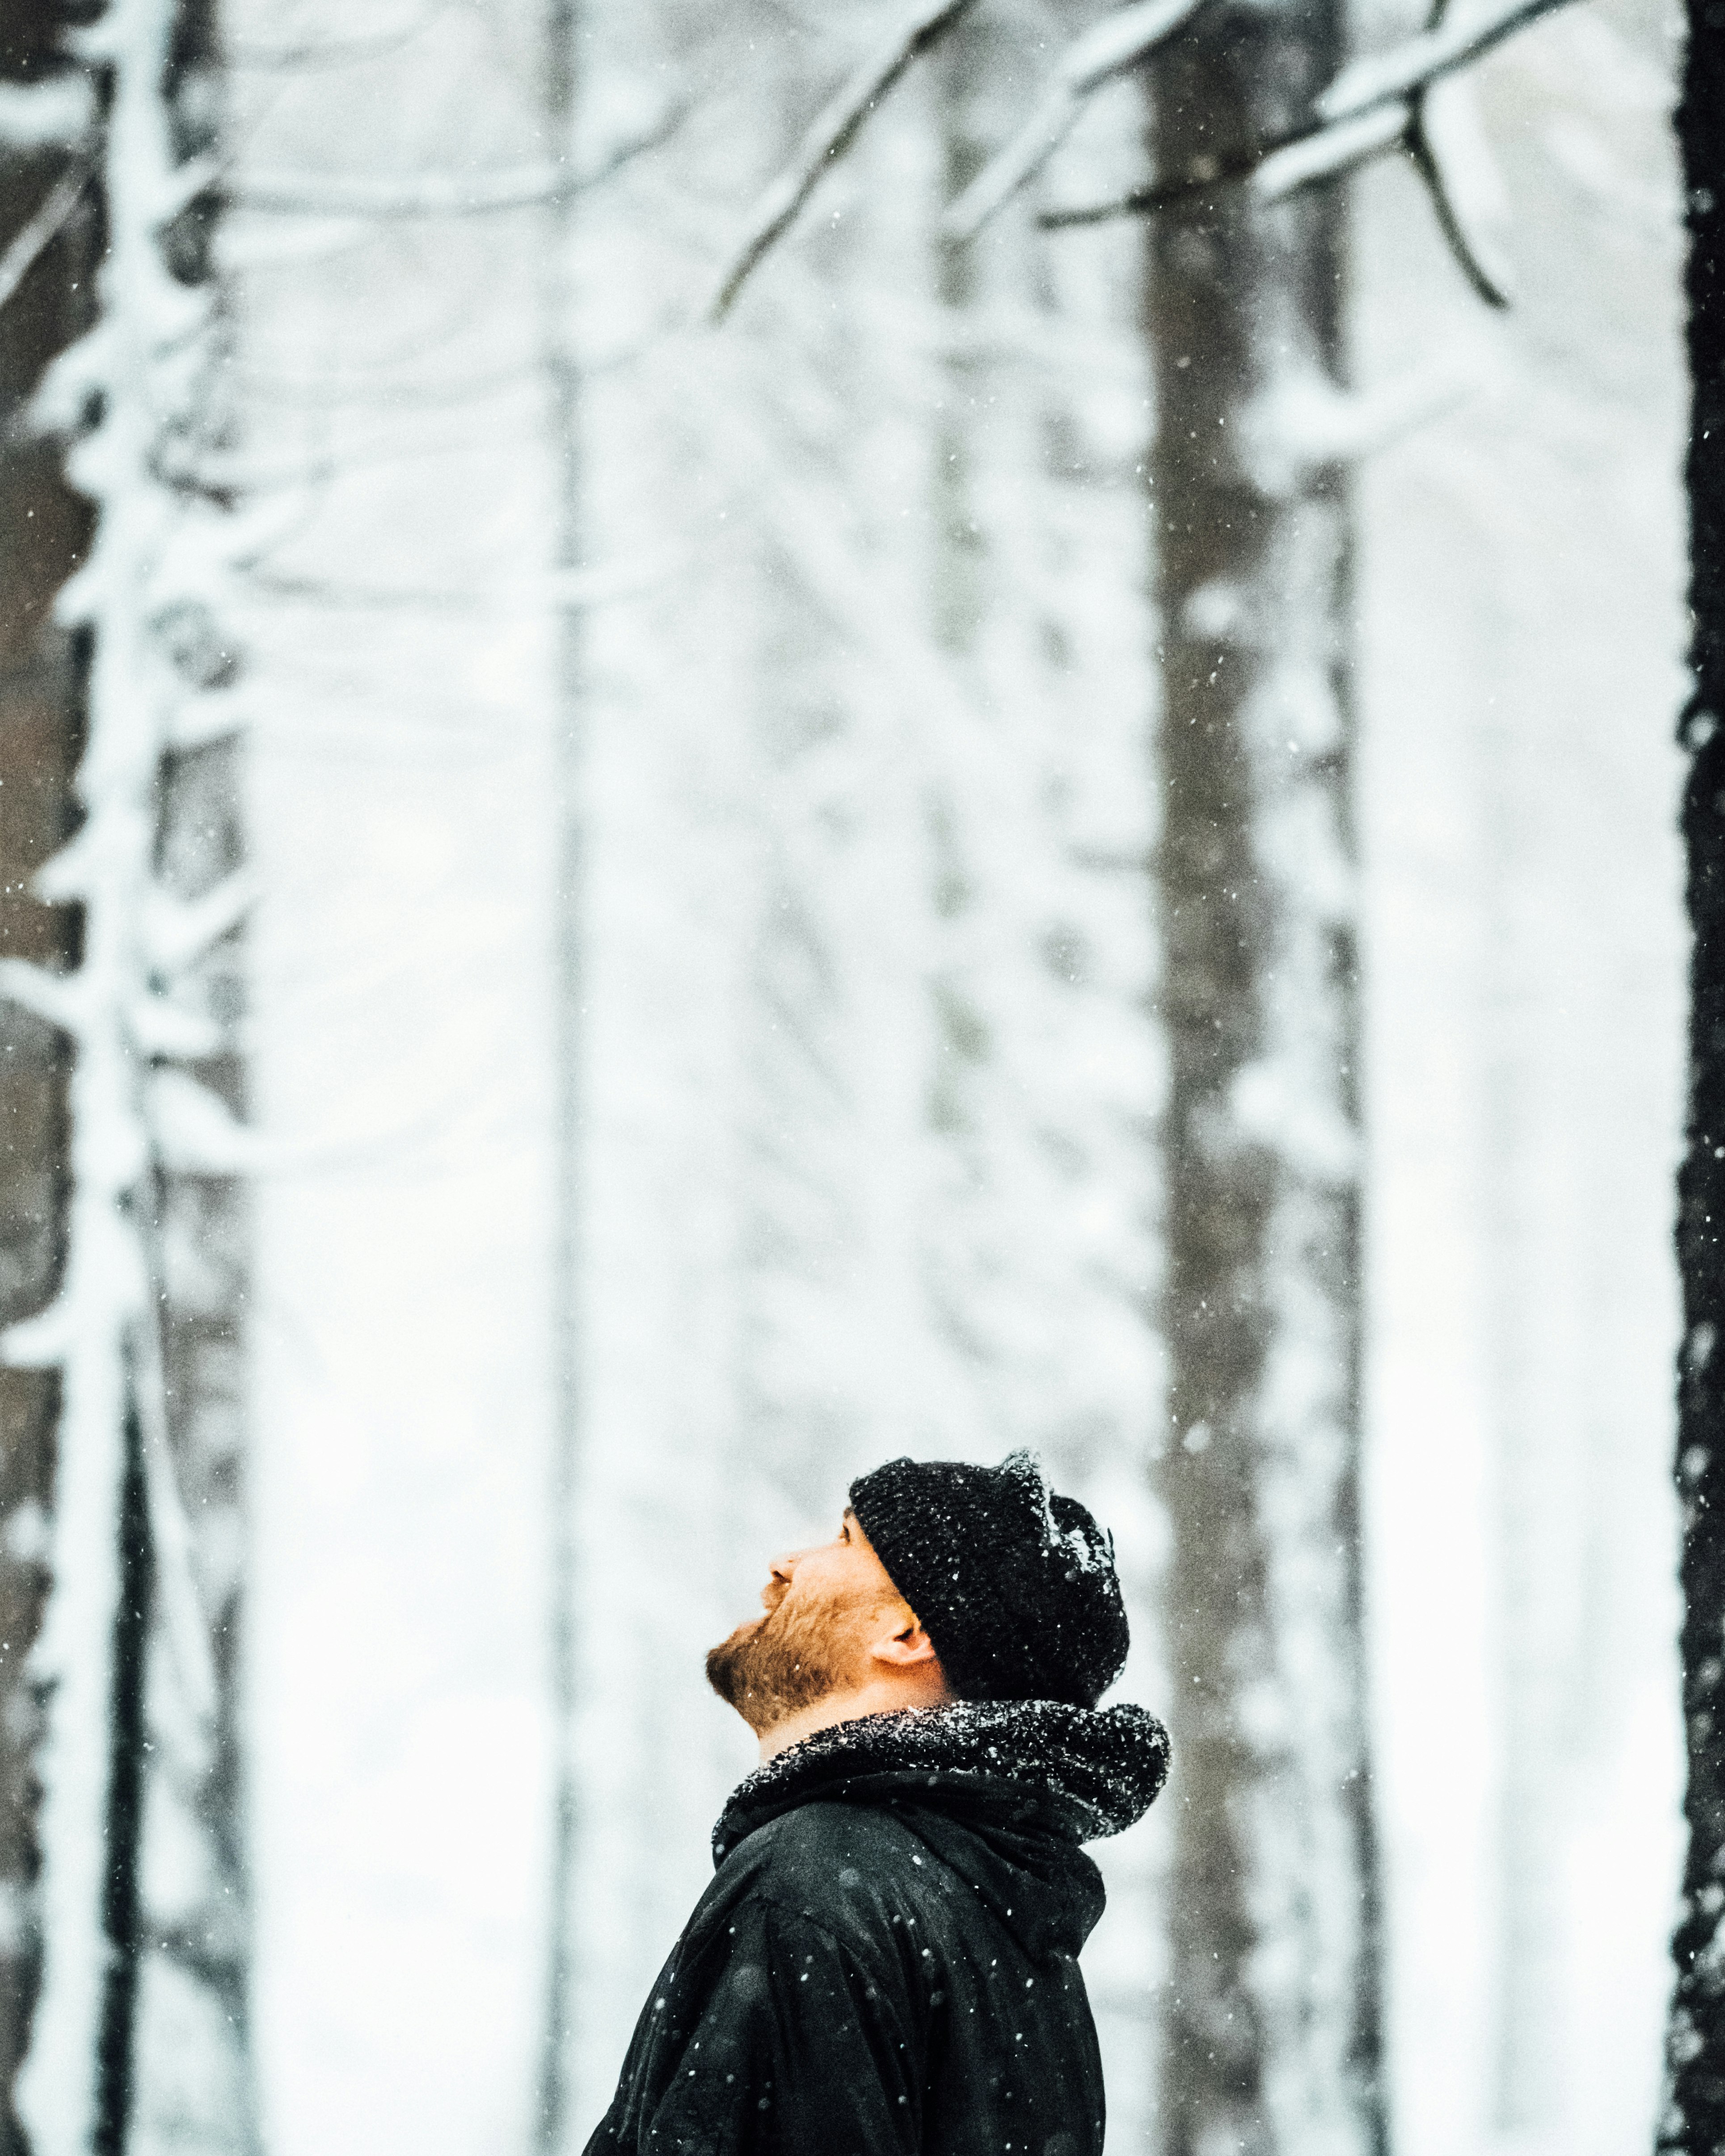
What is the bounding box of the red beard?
[705,1587,850,1734]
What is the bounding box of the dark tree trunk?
[1146,6,1384,2151]
[0,7,97,2146]
[1665,0,1725,2138]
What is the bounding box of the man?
[583,1449,1170,2155]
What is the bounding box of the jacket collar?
[713,1697,1168,1864]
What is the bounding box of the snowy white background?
[64,0,1685,2146]
[1357,4,1686,2148]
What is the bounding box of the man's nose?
[767,1548,806,1587]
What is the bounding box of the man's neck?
[756,1676,948,1761]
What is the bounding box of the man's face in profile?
[705,1510,901,1734]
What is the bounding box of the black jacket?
[582,1697,1169,2156]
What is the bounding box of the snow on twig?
[142,870,257,974]
[1057,0,1212,98]
[1251,101,1411,202]
[708,0,980,322]
[942,0,1210,241]
[148,1069,263,1175]
[0,77,95,151]
[0,164,92,319]
[1240,347,1493,490]
[1316,0,1574,118]
[147,149,219,225]
[167,688,252,748]
[0,958,90,1038]
[125,990,224,1060]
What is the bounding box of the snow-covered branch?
[707,0,979,321]
[1251,101,1411,204]
[706,0,1573,320]
[0,164,93,318]
[0,76,95,151]
[1040,0,1580,230]
[1316,0,1572,120]
[942,0,1210,241]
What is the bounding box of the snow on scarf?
[713,1696,1170,1863]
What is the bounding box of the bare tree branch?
[235,162,566,216]
[235,549,682,613]
[232,105,685,218]
[225,3,453,72]
[1040,0,1579,227]
[941,0,1211,242]
[707,0,980,323]
[1414,94,1509,306]
[1041,141,1286,227]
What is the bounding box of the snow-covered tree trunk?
[0,0,254,2144]
[126,5,255,2139]
[0,14,98,2140]
[1666,0,1725,2133]
[1145,4,1385,2148]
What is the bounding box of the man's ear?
[870,1613,941,1669]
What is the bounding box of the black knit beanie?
[848,1449,1129,1710]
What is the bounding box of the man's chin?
[705,1610,840,1735]
[704,1621,769,1723]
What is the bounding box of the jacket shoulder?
[726,1799,930,1929]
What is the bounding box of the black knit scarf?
[713,1697,1169,1864]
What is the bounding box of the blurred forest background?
[0,0,1695,2151]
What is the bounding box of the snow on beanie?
[848,1449,1130,1710]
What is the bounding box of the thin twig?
[1040,0,1579,227]
[237,550,681,612]
[1405,97,1511,306]
[1042,139,1290,226]
[236,162,564,216]
[1397,0,1513,309]
[0,163,92,319]
[224,3,451,72]
[233,107,684,218]
[708,0,980,323]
